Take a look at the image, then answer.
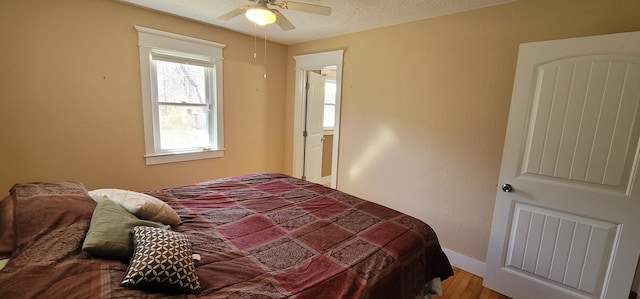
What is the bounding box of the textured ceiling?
[117,0,516,45]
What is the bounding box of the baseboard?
[317,176,331,185]
[442,248,486,278]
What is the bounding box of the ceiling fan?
[217,0,332,31]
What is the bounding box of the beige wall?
[0,0,287,193]
[286,0,640,262]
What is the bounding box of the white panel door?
[304,71,325,183]
[485,31,640,299]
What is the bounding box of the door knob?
[501,184,513,193]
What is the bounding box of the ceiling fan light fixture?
[245,7,276,26]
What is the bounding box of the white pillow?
[88,189,181,225]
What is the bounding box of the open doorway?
[292,50,344,188]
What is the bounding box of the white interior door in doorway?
[485,31,640,299]
[303,71,326,183]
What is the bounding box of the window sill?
[144,148,225,165]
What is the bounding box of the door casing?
[293,50,344,188]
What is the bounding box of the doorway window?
[323,79,336,130]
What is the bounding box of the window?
[136,26,225,165]
[323,79,336,129]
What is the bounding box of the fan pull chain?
[251,22,266,79]
[263,26,267,79]
[253,22,257,59]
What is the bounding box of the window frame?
[135,26,226,165]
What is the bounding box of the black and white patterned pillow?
[121,226,201,294]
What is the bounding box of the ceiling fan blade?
[217,6,247,20]
[277,1,331,16]
[272,10,295,31]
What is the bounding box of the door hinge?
[303,130,308,137]
[305,82,310,90]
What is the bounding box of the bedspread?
[0,173,453,298]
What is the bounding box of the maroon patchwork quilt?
[0,173,452,298]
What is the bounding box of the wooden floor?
[434,267,511,299]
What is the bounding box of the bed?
[0,172,453,298]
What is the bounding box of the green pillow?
[83,196,169,260]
